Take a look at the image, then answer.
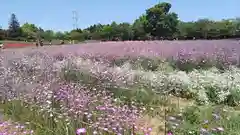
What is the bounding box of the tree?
[55,31,65,40]
[41,30,55,41]
[101,25,113,40]
[21,23,39,40]
[70,31,83,41]
[81,30,91,40]
[117,22,133,40]
[232,18,240,38]
[145,2,179,39]
[177,21,199,39]
[132,15,150,40]
[87,24,103,40]
[86,24,103,33]
[110,21,119,40]
[0,26,5,40]
[8,13,22,39]
[1,2,240,42]
[63,31,70,40]
[90,31,102,40]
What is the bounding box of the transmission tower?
[72,10,79,30]
[72,10,79,44]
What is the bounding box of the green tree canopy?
[145,2,179,39]
[8,13,22,39]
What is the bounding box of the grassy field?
[0,40,240,135]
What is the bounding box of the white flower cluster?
[53,57,240,105]
[3,53,240,106]
[137,66,240,105]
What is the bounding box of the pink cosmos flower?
[167,131,173,135]
[76,128,86,135]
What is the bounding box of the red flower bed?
[3,43,34,49]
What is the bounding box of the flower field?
[0,41,35,49]
[1,40,240,135]
[3,43,34,48]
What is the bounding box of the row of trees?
[1,2,240,42]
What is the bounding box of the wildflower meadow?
[1,41,240,135]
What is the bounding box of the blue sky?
[1,0,239,31]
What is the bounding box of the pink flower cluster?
[20,80,150,134]
[56,83,149,134]
[0,121,33,135]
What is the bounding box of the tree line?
[1,2,240,42]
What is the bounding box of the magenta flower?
[167,131,173,135]
[76,128,86,135]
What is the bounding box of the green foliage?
[21,23,39,40]
[132,15,150,40]
[169,105,240,135]
[2,2,240,42]
[61,68,98,85]
[182,106,201,124]
[70,30,84,41]
[145,2,179,39]
[55,31,65,40]
[4,54,240,134]
[0,27,5,40]
[0,101,107,135]
[110,56,174,72]
[177,19,240,40]
[41,30,55,40]
[8,13,22,39]
[110,56,131,67]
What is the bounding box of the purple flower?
[167,131,173,135]
[76,128,86,134]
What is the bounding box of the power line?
[72,10,79,30]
